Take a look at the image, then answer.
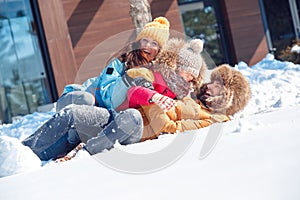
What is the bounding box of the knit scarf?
[152,63,191,100]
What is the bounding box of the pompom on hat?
[135,16,170,47]
[176,39,204,78]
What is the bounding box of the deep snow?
[0,53,300,200]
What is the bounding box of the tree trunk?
[129,0,152,35]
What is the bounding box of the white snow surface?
[1,54,300,200]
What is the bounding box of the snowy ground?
[1,54,300,200]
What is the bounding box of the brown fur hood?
[207,64,251,115]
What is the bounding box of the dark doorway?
[261,0,300,58]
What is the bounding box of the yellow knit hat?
[135,16,170,47]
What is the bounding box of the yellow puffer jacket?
[139,97,230,141]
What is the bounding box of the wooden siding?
[61,0,184,85]
[223,0,268,65]
[37,0,275,96]
[37,0,77,95]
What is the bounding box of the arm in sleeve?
[127,86,157,108]
[140,104,177,141]
[96,59,127,108]
[61,77,99,96]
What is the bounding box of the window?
[0,0,53,123]
[177,0,230,66]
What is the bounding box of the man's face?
[206,80,223,97]
[197,80,224,106]
[139,38,160,61]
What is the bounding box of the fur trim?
[209,64,251,115]
[155,38,186,69]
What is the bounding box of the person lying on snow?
[117,36,251,141]
[136,64,252,141]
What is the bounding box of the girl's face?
[178,70,194,82]
[139,38,160,61]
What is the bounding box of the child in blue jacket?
[56,17,170,111]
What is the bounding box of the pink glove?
[151,93,176,112]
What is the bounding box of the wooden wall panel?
[223,0,268,65]
[37,0,77,95]
[38,0,272,95]
[61,0,184,84]
[150,0,184,34]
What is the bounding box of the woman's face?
[139,38,160,61]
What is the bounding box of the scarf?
[152,63,191,100]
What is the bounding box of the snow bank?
[236,54,300,116]
[0,136,41,177]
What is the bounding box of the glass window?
[0,0,52,124]
[178,0,225,66]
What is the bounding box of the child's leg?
[85,108,143,155]
[56,91,95,112]
[22,108,80,161]
[22,105,111,161]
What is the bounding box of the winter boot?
[85,108,143,155]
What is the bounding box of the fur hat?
[155,38,207,89]
[155,38,186,69]
[177,39,204,78]
[135,17,170,47]
[207,64,251,115]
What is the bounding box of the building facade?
[0,0,299,123]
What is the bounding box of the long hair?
[125,49,151,70]
[106,40,151,70]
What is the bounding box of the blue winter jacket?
[61,58,130,109]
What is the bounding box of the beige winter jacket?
[139,97,230,141]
